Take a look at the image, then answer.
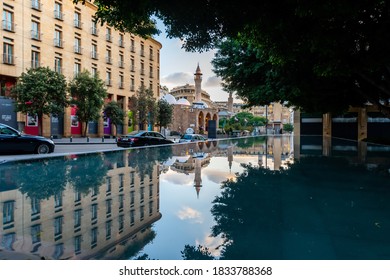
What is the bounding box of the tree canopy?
[75,0,390,116]
[10,67,68,135]
[69,70,107,136]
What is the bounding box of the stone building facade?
[0,0,161,137]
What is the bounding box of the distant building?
[160,64,219,134]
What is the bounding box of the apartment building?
[0,0,162,137]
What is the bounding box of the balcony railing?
[130,46,135,53]
[74,19,82,29]
[31,60,40,69]
[119,82,124,89]
[54,10,63,20]
[118,61,124,68]
[105,79,112,86]
[31,0,41,10]
[91,51,98,59]
[54,38,63,48]
[91,27,98,36]
[2,53,14,65]
[74,45,82,54]
[105,56,112,64]
[2,20,15,32]
[31,30,41,40]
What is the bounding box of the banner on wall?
[27,114,38,127]
[71,115,79,127]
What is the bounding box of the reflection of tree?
[128,146,172,179]
[183,156,390,260]
[181,245,214,260]
[68,153,109,194]
[235,136,266,148]
[16,158,68,200]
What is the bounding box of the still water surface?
[1,135,390,260]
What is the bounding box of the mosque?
[160,64,220,135]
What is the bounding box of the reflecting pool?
[1,135,390,260]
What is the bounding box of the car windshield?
[125,131,146,137]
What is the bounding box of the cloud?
[161,72,193,86]
[204,76,222,88]
[177,206,203,223]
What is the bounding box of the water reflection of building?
[0,151,161,259]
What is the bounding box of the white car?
[178,134,207,143]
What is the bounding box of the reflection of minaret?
[194,157,202,198]
[194,63,203,103]
[228,91,233,113]
[227,146,233,172]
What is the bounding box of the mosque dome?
[160,93,177,105]
[176,98,191,106]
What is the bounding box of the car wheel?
[36,143,50,154]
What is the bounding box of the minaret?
[194,63,202,103]
[228,91,233,113]
[194,157,202,198]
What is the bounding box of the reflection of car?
[0,123,55,154]
[117,130,174,147]
[179,134,207,143]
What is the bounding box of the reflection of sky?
[138,138,297,259]
[139,154,255,259]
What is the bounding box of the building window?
[140,44,145,57]
[91,20,98,35]
[119,34,124,47]
[74,37,81,54]
[54,216,63,236]
[105,49,112,64]
[31,20,40,40]
[130,190,135,206]
[119,75,124,89]
[54,56,62,73]
[130,38,135,52]
[53,243,64,259]
[130,58,135,72]
[31,197,40,215]
[106,27,112,42]
[106,199,112,215]
[91,204,98,221]
[54,2,63,20]
[130,209,135,225]
[105,220,112,240]
[74,12,81,29]
[54,192,62,208]
[91,66,97,77]
[74,209,82,228]
[2,10,14,32]
[118,54,124,68]
[74,235,82,254]
[91,227,98,246]
[3,41,14,64]
[54,30,63,48]
[149,48,154,61]
[106,176,111,193]
[118,215,124,231]
[3,200,14,224]
[74,62,81,76]
[31,224,41,244]
[130,78,135,91]
[140,62,145,75]
[31,0,41,11]
[31,50,40,69]
[106,71,111,86]
[91,43,98,59]
[149,65,153,78]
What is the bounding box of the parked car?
[0,123,55,154]
[117,130,174,147]
[179,134,208,143]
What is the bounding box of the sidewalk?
[53,137,117,145]
[52,135,181,145]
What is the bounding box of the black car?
[117,130,174,147]
[0,123,55,154]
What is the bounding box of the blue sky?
[153,20,232,102]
